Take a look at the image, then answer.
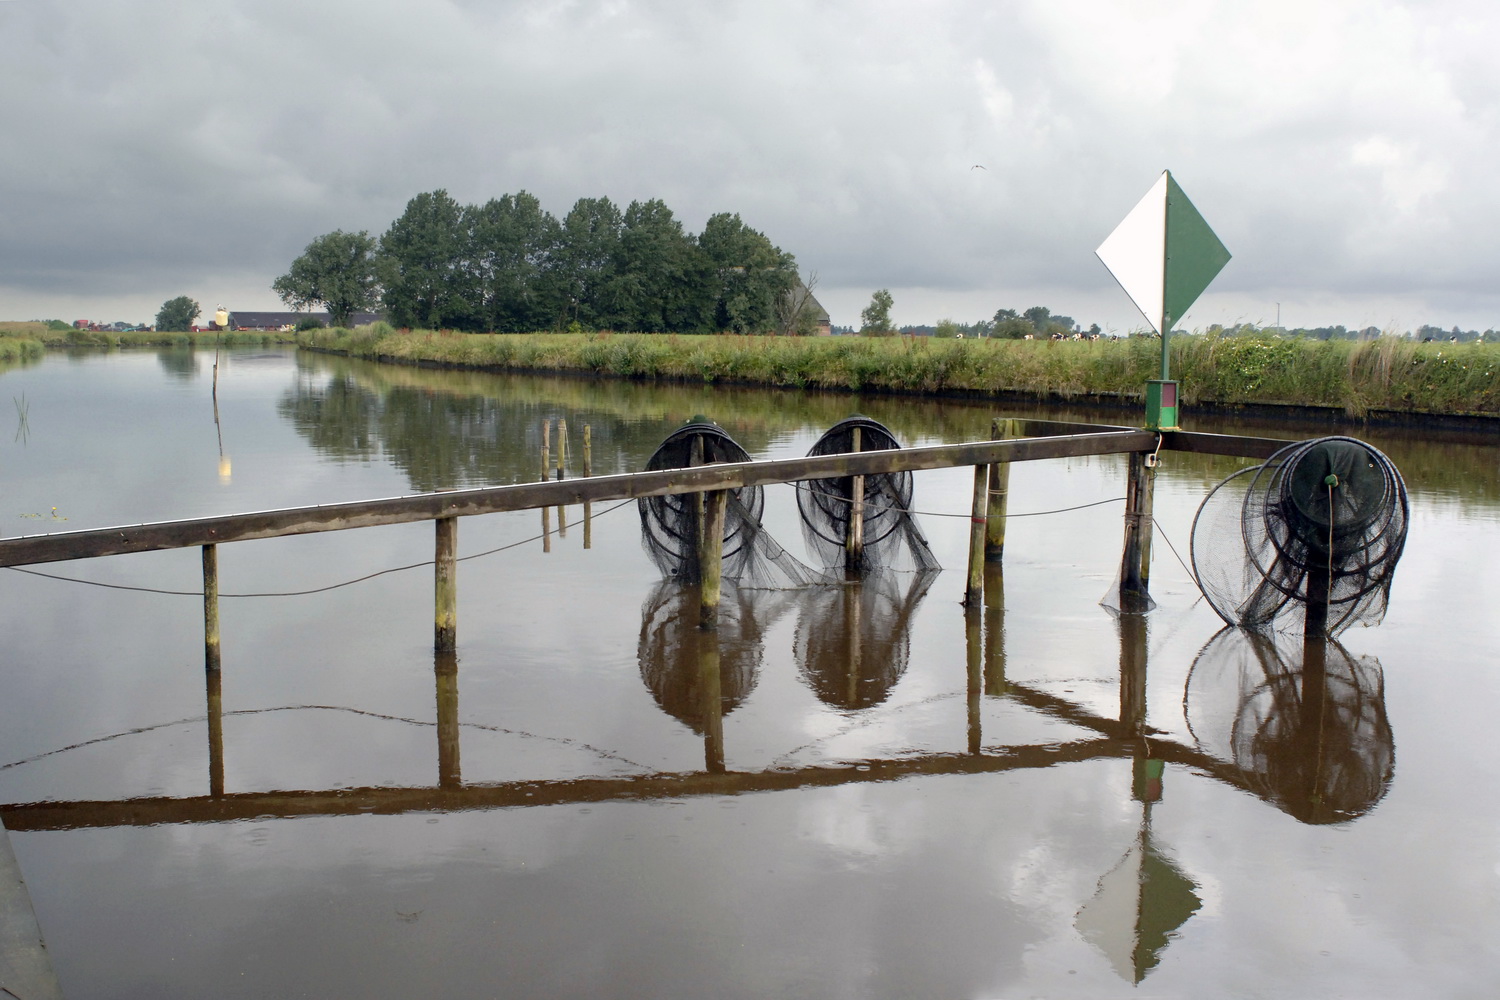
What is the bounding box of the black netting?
[1191,436,1408,636]
[1184,628,1394,824]
[792,569,937,710]
[638,421,819,588]
[796,416,940,573]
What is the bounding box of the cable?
[3,498,636,599]
[792,481,1126,519]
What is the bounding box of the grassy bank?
[298,326,1499,419]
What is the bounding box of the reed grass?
[218,326,1500,419]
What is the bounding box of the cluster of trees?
[155,296,200,332]
[273,190,821,335]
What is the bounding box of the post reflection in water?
[435,649,461,789]
[637,581,798,771]
[1185,628,1394,824]
[793,570,937,710]
[1077,606,1202,985]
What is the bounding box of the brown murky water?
[1,348,1497,999]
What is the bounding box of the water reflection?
[637,581,798,750]
[1185,628,1394,823]
[794,570,937,710]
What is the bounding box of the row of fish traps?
[637,416,940,589]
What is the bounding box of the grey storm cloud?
[2,0,1497,329]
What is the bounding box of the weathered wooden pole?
[697,489,727,628]
[435,516,457,651]
[582,424,593,550]
[203,541,224,796]
[202,543,221,672]
[964,464,989,606]
[984,418,1015,562]
[556,419,568,480]
[540,419,551,482]
[435,649,461,789]
[845,426,865,575]
[1118,450,1156,613]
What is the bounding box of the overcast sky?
[2,0,1495,333]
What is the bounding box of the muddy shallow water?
[1,348,1497,999]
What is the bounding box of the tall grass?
[277,327,1491,419]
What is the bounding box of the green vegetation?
[860,289,894,335]
[273,229,381,328]
[0,326,293,351]
[297,327,1499,418]
[155,295,201,332]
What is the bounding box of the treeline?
[274,191,820,336]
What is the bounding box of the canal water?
[0,347,1496,999]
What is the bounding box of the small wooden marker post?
[556,419,567,480]
[582,424,593,550]
[845,426,865,575]
[1118,450,1155,613]
[697,490,726,628]
[202,544,221,673]
[202,544,225,797]
[540,420,552,553]
[984,418,1016,562]
[964,464,989,607]
[435,516,457,652]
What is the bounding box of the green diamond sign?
[1096,170,1230,427]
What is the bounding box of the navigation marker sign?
[1096,170,1230,429]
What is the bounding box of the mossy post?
[964,464,989,607]
[984,418,1016,561]
[435,517,457,651]
[1118,450,1156,612]
[202,543,221,673]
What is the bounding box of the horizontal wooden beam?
[0,429,1157,567]
[1161,429,1291,460]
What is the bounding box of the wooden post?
[435,649,461,789]
[202,544,221,673]
[540,419,551,483]
[985,418,1015,562]
[698,490,727,628]
[556,419,567,480]
[435,516,457,652]
[582,424,593,550]
[964,464,988,606]
[1118,450,1156,613]
[845,425,865,575]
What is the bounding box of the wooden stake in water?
[556,419,567,480]
[540,419,551,483]
[1118,450,1156,613]
[583,424,593,550]
[203,544,221,673]
[964,465,988,606]
[985,418,1016,562]
[845,425,865,575]
[435,517,457,651]
[698,489,727,628]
